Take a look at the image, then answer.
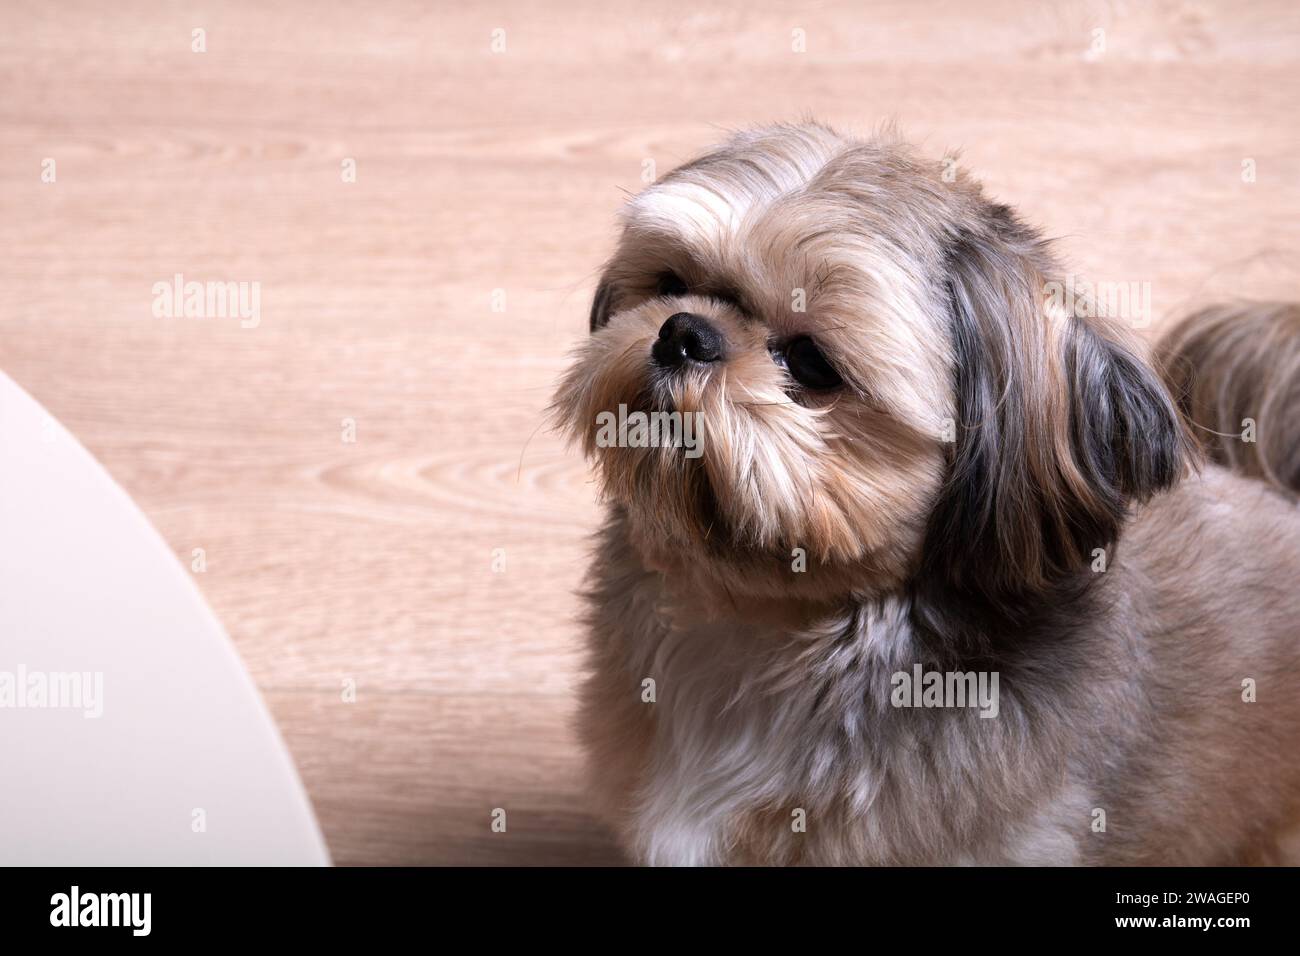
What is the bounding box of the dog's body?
[581,467,1300,866]
[556,123,1300,866]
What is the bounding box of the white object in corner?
[0,372,330,865]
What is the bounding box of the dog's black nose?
[652,312,724,368]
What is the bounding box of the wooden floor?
[2,1,1297,865]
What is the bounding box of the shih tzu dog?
[553,123,1300,865]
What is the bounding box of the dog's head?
[554,124,1189,609]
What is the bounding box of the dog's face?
[555,124,1188,608]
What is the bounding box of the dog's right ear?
[588,274,616,332]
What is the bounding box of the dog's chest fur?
[582,523,1131,866]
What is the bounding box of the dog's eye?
[656,272,689,297]
[782,337,842,390]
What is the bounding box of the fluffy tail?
[1155,302,1300,496]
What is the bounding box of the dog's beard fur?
[553,122,1186,609]
[553,293,941,601]
[552,123,1300,865]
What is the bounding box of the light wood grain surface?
[2,0,1297,865]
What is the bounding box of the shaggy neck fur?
[586,509,1145,866]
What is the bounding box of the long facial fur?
[554,122,1189,611]
[554,123,1300,865]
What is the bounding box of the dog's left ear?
[922,205,1191,610]
[588,273,616,332]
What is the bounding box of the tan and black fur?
[553,123,1300,865]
